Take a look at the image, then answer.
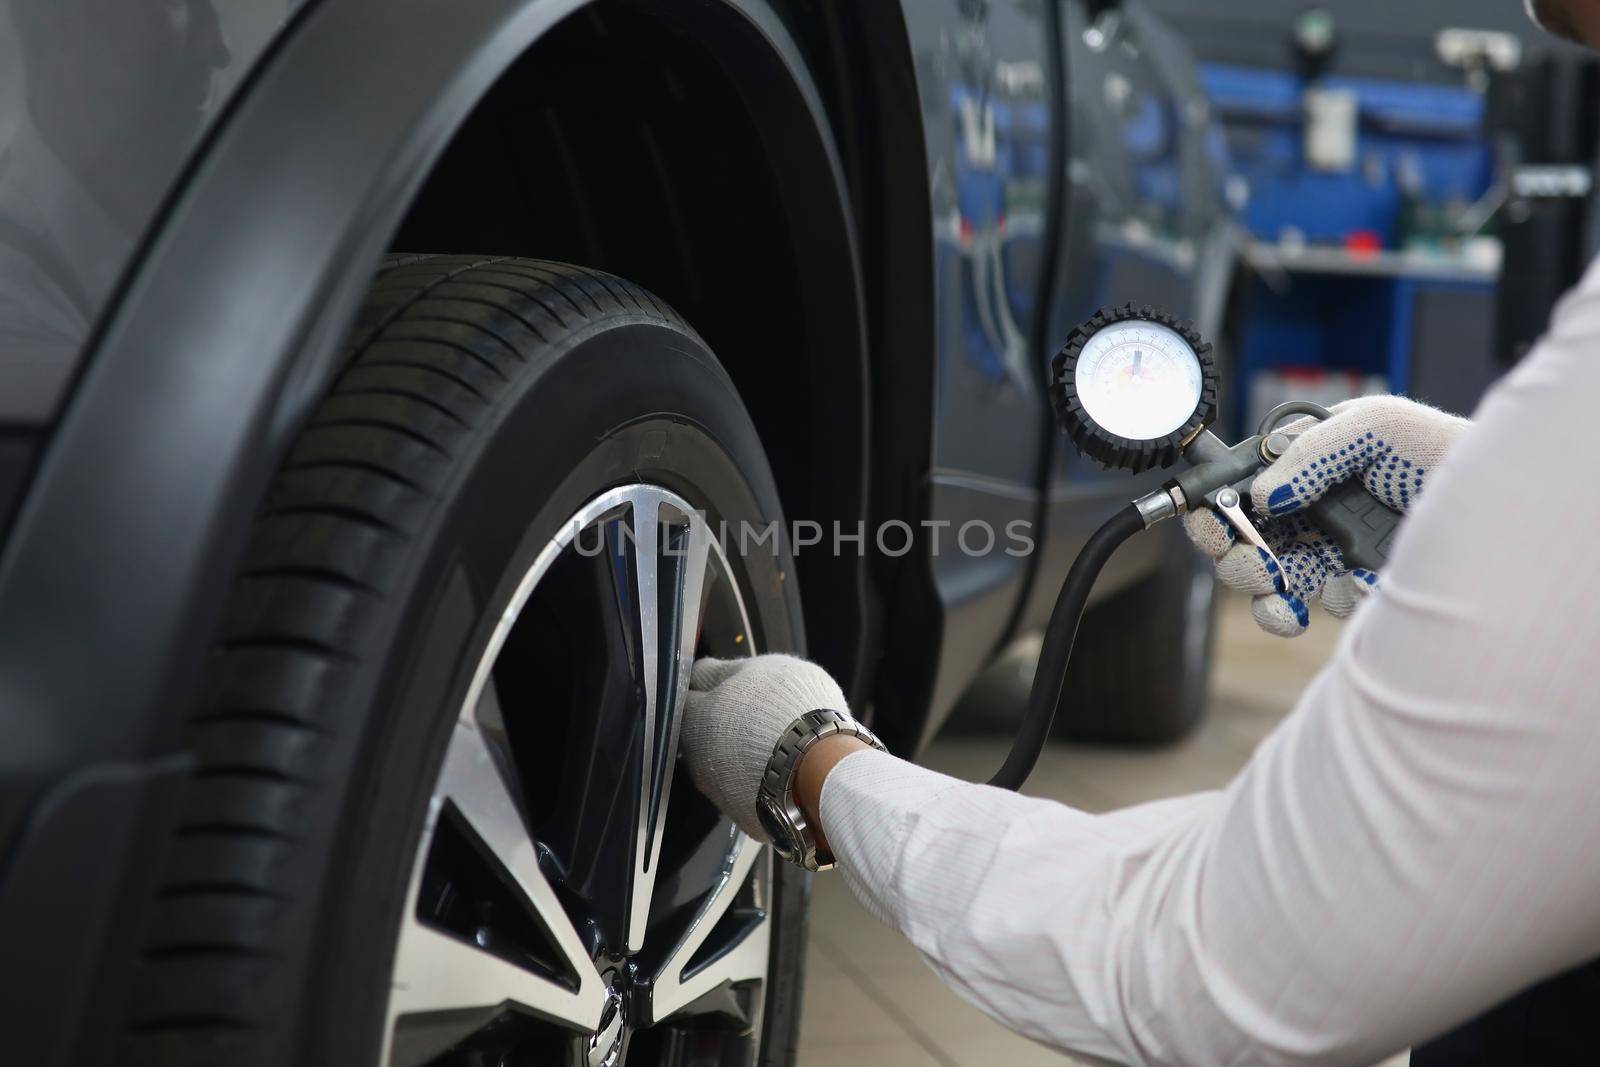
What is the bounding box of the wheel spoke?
[534,510,649,957]
[627,493,713,953]
[389,919,599,1027]
[640,834,772,1026]
[388,689,607,1043]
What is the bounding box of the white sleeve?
[820,260,1600,1067]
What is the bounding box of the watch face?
[757,794,798,861]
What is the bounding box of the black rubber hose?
[988,503,1148,790]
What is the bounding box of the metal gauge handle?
[1256,402,1405,573]
[1308,480,1403,572]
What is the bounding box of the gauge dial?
[1049,305,1218,473]
[1074,321,1203,441]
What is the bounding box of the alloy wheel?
[384,484,774,1066]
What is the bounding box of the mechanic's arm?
[684,263,1600,1067]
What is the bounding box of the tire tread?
[123,255,689,1064]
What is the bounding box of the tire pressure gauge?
[1049,304,1219,473]
[986,301,1404,793]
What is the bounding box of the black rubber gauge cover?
[1049,303,1219,474]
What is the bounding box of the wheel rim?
[384,484,774,1066]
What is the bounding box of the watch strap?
[757,709,886,872]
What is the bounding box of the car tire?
[1052,527,1217,744]
[120,256,808,1067]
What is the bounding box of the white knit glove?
[681,654,853,841]
[1183,395,1469,637]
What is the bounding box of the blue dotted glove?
[1183,395,1468,636]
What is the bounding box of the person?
[679,5,1600,1063]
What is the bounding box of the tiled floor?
[795,592,1406,1067]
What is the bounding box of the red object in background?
[1344,230,1382,257]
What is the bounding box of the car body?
[0,0,1236,1060]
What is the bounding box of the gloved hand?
[681,653,853,841]
[1183,395,1468,637]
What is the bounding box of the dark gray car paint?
[0,0,1232,1055]
[0,0,868,839]
[0,0,297,421]
[1009,0,1237,635]
[902,0,1062,730]
[0,0,1236,781]
[0,2,867,1061]
[906,0,1234,739]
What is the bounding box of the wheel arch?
[387,0,887,702]
[775,3,941,746]
[0,1,882,1059]
[0,0,875,785]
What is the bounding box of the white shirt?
[822,257,1600,1067]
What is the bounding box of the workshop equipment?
[1201,44,1504,426]
[989,303,1400,790]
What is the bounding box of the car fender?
[0,1,867,1060]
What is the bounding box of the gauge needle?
[1132,349,1143,376]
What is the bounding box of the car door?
[1016,0,1235,630]
[899,0,1060,735]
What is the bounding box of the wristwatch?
[756,708,887,872]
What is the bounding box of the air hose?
[988,503,1147,790]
